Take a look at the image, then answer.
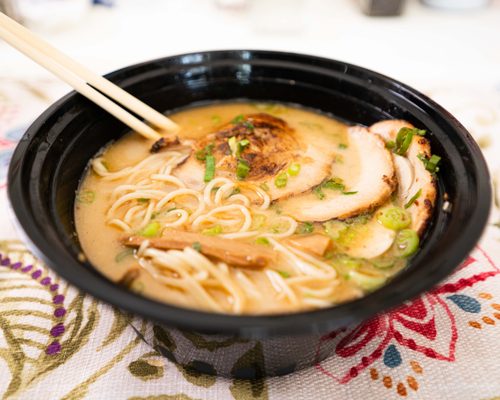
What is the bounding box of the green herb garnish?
[394,127,426,156]
[139,222,161,237]
[255,237,270,246]
[202,225,223,236]
[314,177,346,199]
[232,114,244,124]
[137,198,149,203]
[236,159,250,180]
[297,222,314,234]
[342,191,358,195]
[386,140,396,150]
[243,121,254,131]
[377,207,411,230]
[274,173,288,188]
[192,241,202,252]
[338,143,348,149]
[228,136,237,156]
[195,143,214,161]
[204,154,216,182]
[404,189,422,209]
[237,139,250,156]
[417,153,441,173]
[288,163,301,176]
[277,270,291,278]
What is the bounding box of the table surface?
[1,1,500,399]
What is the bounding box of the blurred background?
[0,0,499,89]
[0,0,499,200]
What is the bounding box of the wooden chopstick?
[0,12,179,140]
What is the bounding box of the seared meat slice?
[123,231,276,269]
[173,113,336,200]
[369,120,437,236]
[280,126,396,221]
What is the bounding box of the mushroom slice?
[173,113,337,200]
[280,126,396,221]
[369,120,437,236]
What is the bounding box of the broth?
[75,102,436,314]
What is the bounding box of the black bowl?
[7,50,491,377]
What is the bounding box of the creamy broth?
[75,102,434,314]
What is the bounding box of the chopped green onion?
[139,222,161,238]
[237,139,250,157]
[348,270,386,291]
[323,220,346,240]
[228,136,237,156]
[115,248,134,263]
[342,191,358,195]
[336,254,363,269]
[314,177,345,199]
[297,222,314,234]
[232,114,244,124]
[239,138,250,147]
[322,178,345,191]
[192,241,202,252]
[202,225,223,236]
[76,190,95,204]
[417,153,441,173]
[377,207,412,230]
[236,159,250,180]
[338,143,348,149]
[204,154,216,182]
[427,154,441,172]
[288,163,301,176]
[243,121,254,131]
[137,198,149,203]
[259,182,270,192]
[255,237,270,246]
[274,173,288,188]
[211,115,221,124]
[404,189,422,209]
[395,229,419,257]
[396,129,413,155]
[386,140,396,150]
[371,257,395,269]
[277,270,291,278]
[313,186,325,200]
[394,127,426,156]
[252,214,267,229]
[195,143,214,161]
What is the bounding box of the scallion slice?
[204,154,216,182]
[404,189,422,209]
[236,159,250,180]
[288,163,301,176]
[202,225,222,235]
[274,173,288,188]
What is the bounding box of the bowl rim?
[7,49,492,338]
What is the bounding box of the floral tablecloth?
[0,78,499,400]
